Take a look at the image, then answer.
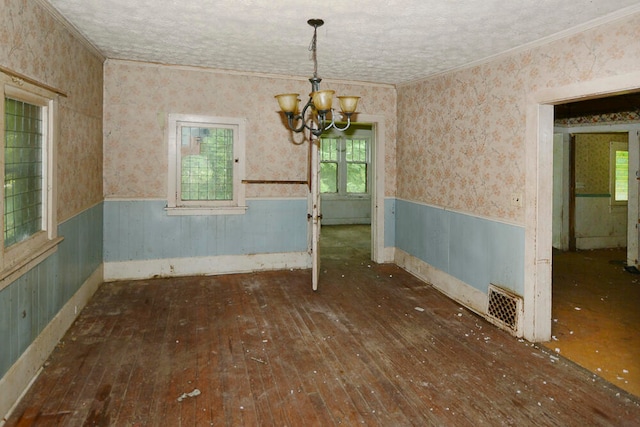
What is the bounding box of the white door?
[310,135,321,291]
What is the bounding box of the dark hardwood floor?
[4,225,640,426]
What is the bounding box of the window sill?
[0,236,64,292]
[321,194,371,200]
[165,206,248,216]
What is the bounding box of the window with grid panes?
[1,74,59,281]
[320,127,370,196]
[4,97,43,247]
[167,114,246,215]
[610,140,628,205]
[320,137,339,193]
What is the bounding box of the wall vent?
[486,284,523,337]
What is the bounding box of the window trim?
[0,76,60,288]
[166,113,246,216]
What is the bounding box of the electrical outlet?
[511,193,523,207]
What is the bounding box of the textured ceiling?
[44,0,640,85]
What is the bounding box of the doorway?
[545,97,640,397]
[308,114,387,291]
[319,124,373,267]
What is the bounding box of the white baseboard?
[394,249,487,316]
[381,247,396,264]
[0,265,103,424]
[104,252,311,281]
[576,236,626,250]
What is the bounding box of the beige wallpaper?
[0,0,104,222]
[575,133,628,194]
[103,62,397,199]
[397,13,640,225]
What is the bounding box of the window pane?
[4,98,43,247]
[347,163,367,193]
[321,162,337,193]
[320,138,338,161]
[181,126,233,201]
[346,139,367,162]
[615,150,628,202]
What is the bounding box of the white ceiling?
[44,0,640,85]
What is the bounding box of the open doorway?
[307,113,387,291]
[547,95,640,397]
[319,124,373,266]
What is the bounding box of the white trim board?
[394,248,487,318]
[104,252,311,281]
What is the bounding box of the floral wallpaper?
[103,62,397,199]
[397,12,640,225]
[575,133,628,195]
[0,0,104,222]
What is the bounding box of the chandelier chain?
[309,26,318,78]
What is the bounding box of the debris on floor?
[177,389,201,402]
[251,357,267,364]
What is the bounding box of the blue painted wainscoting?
[384,197,396,250]
[0,202,103,378]
[103,199,309,275]
[395,199,524,296]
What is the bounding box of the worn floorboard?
[544,247,640,397]
[4,226,640,426]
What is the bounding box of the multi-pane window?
[320,130,370,195]
[167,114,246,214]
[4,98,43,247]
[320,138,339,193]
[1,75,58,278]
[346,138,368,193]
[610,141,629,205]
[180,126,234,201]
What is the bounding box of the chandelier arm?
[321,114,336,132]
[286,97,317,133]
[330,114,353,132]
[310,111,326,137]
[286,114,306,133]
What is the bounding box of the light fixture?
[275,19,360,138]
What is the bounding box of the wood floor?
[4,226,640,426]
[543,247,640,397]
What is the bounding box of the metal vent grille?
[486,284,523,336]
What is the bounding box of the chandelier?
[275,19,360,138]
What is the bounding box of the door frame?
[357,114,387,264]
[554,127,638,256]
[526,72,640,342]
[308,113,388,288]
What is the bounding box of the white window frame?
[166,113,246,216]
[0,75,60,289]
[320,127,371,199]
[609,140,628,207]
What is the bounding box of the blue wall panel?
[395,199,524,295]
[0,203,103,378]
[385,198,396,248]
[449,211,490,292]
[104,199,309,262]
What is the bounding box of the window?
[1,75,59,281]
[610,141,628,205]
[167,114,246,215]
[320,127,371,196]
